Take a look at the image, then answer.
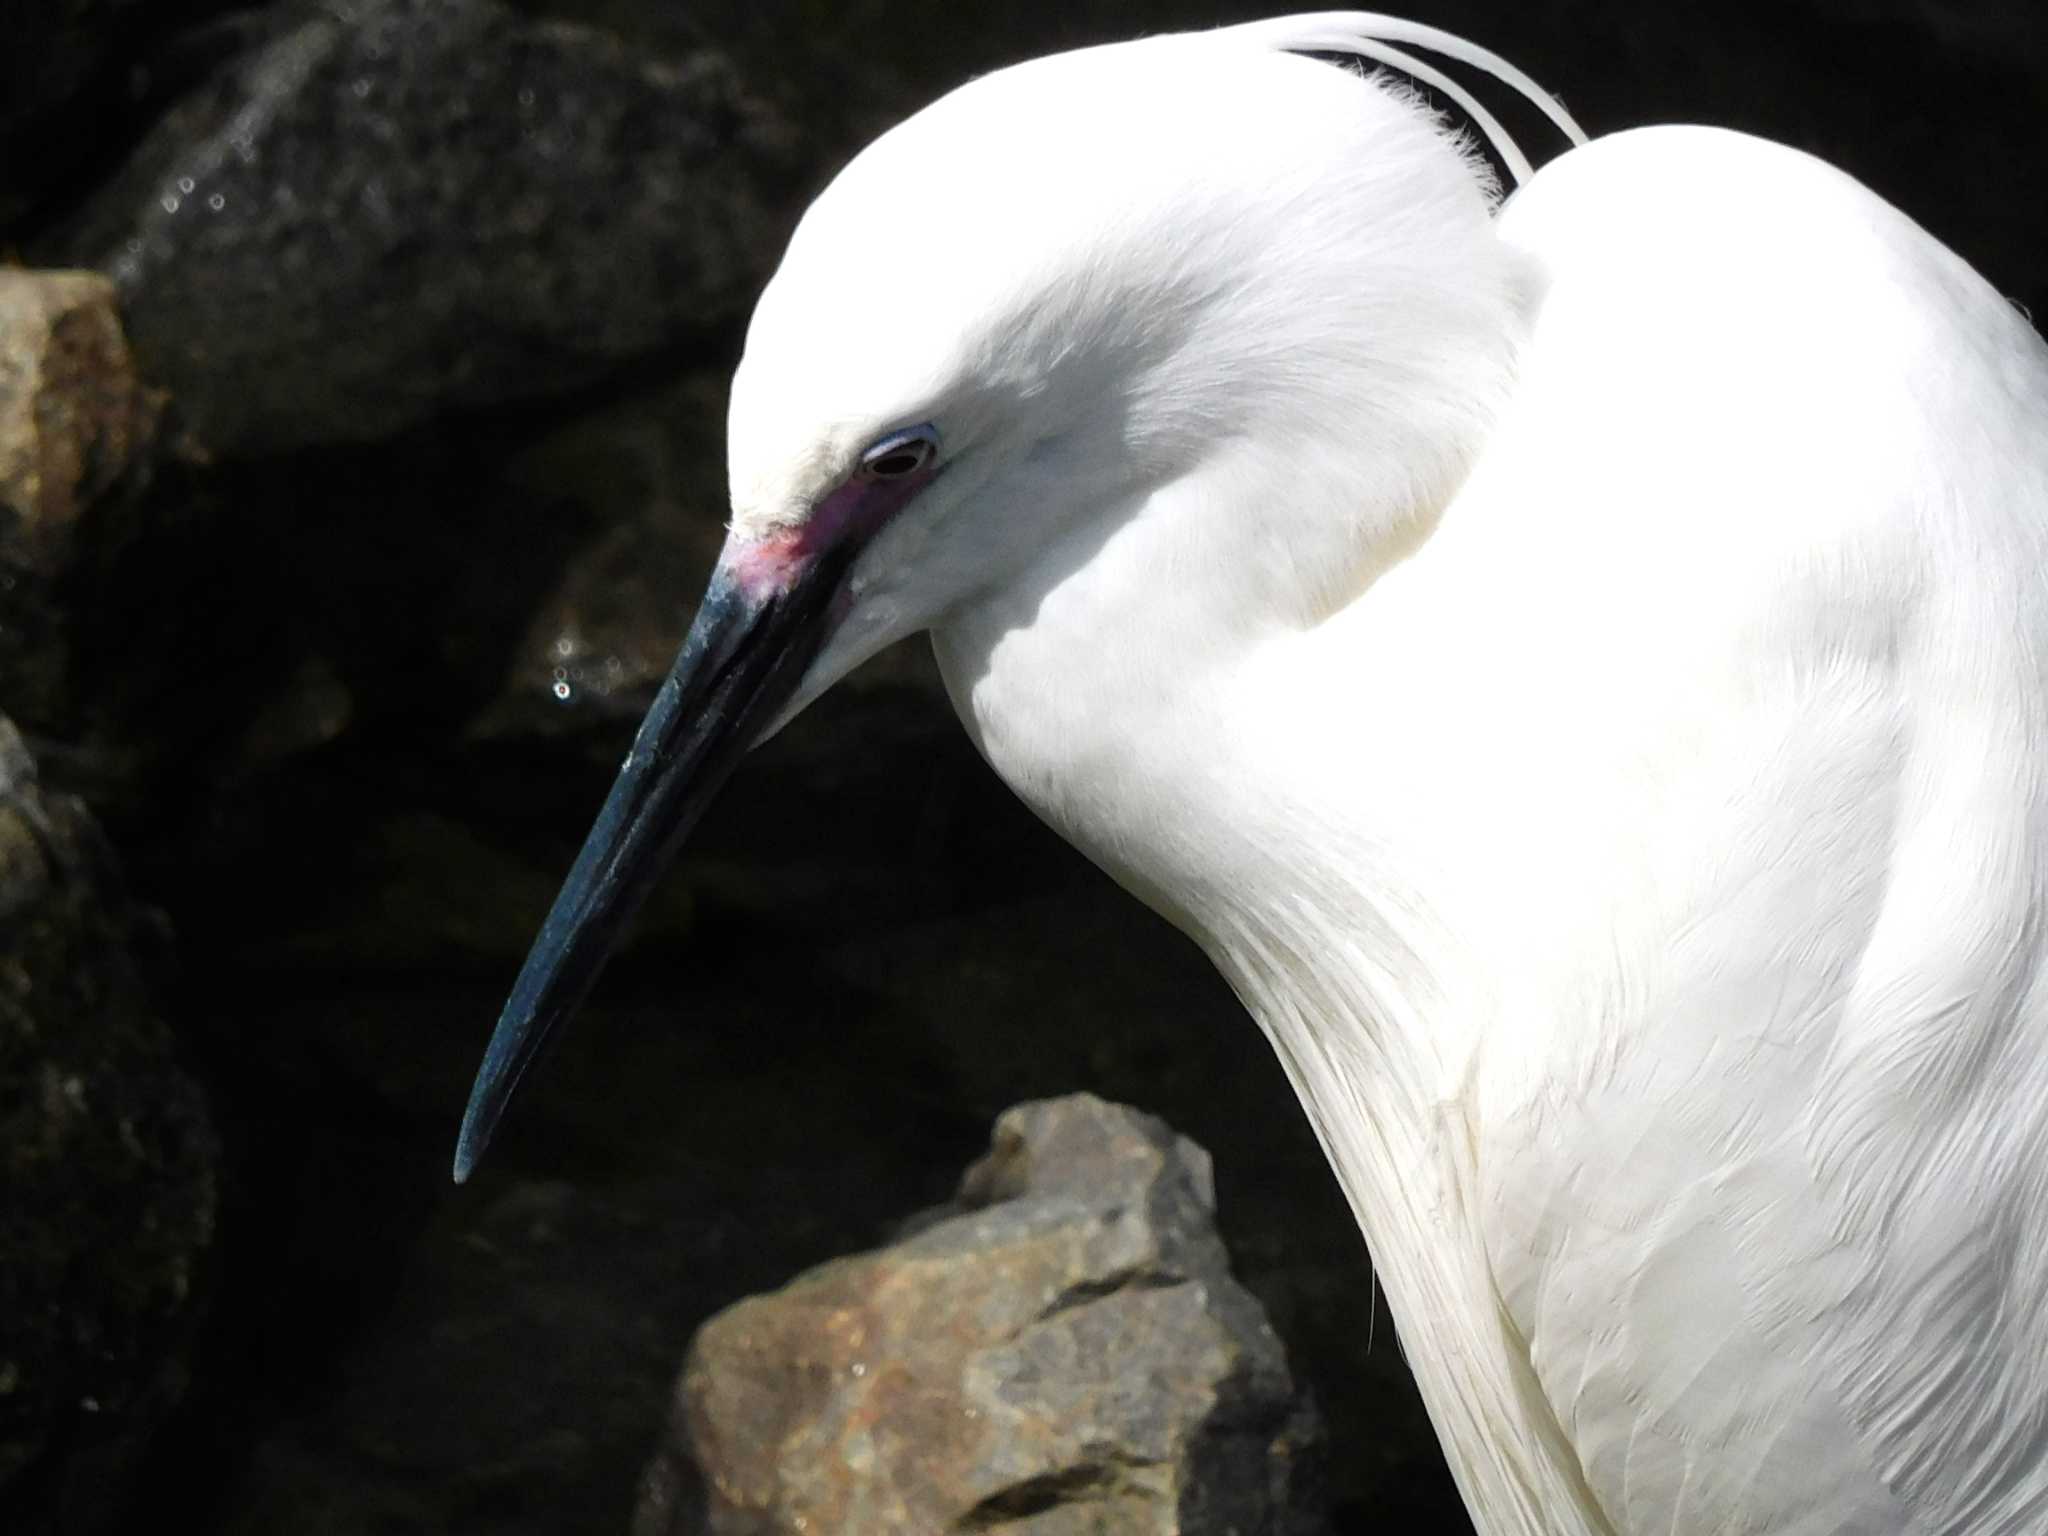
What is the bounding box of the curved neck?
[926,195,1609,1528]
[926,171,1534,883]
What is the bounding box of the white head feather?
[728,21,1574,711]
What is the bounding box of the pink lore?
[729,465,938,602]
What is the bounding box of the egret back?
[935,112,2048,1536]
[1459,125,2048,1536]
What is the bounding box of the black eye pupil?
[860,425,939,480]
[869,448,924,477]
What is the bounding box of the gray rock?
[0,715,219,1534]
[38,0,797,460]
[636,1093,1326,1536]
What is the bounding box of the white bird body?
[464,16,2048,1534]
[909,57,2048,1536]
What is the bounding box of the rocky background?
[1,1,2042,1532]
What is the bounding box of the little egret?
[457,12,2048,1533]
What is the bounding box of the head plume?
[1220,11,1588,186]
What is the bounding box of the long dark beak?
[452,548,849,1182]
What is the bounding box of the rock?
[637,1094,1325,1536]
[469,372,734,739]
[0,268,161,733]
[0,269,160,566]
[34,0,797,460]
[0,716,218,1534]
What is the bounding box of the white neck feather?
[1206,829,1611,1536]
[926,125,1609,1528]
[940,536,1611,1533]
[937,523,1612,1534]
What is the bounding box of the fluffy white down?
[727,20,2048,1536]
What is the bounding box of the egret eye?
[859,425,940,481]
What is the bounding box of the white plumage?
[466,13,2048,1533]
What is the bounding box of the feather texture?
[723,20,2048,1534]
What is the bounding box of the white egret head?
[456,17,1576,1178]
[727,32,1520,706]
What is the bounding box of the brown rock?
[637,1094,1325,1536]
[0,268,160,734]
[0,268,159,570]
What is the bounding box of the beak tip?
[451,1093,496,1184]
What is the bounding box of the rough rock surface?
[637,1094,1326,1536]
[0,269,158,550]
[0,717,218,1534]
[0,269,161,731]
[38,0,797,460]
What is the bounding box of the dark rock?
[469,371,734,740]
[27,365,727,816]
[0,268,161,734]
[637,1094,1326,1536]
[37,0,798,460]
[0,716,218,1535]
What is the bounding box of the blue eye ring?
[858,423,941,481]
